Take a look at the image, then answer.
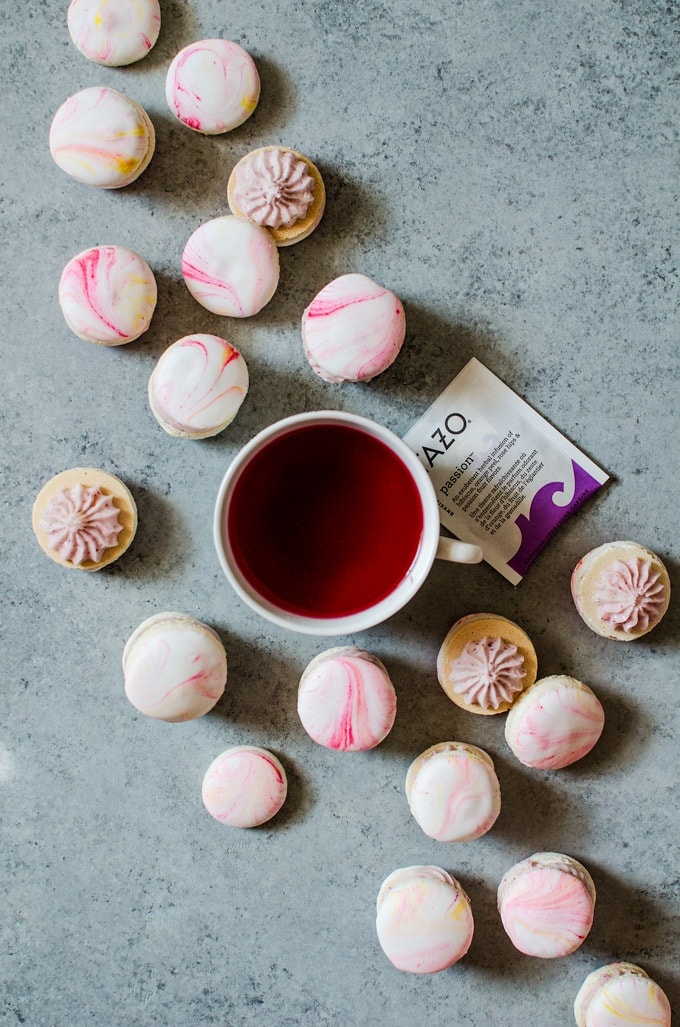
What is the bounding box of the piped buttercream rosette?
[32,468,137,571]
[228,146,326,246]
[437,613,537,715]
[571,541,670,640]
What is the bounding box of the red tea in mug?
[225,423,425,618]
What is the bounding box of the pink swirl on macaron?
[59,245,157,345]
[405,743,501,842]
[182,216,279,317]
[575,963,671,1027]
[40,484,122,564]
[123,614,227,722]
[449,636,525,710]
[67,0,161,66]
[165,39,260,134]
[301,273,406,383]
[297,647,396,751]
[498,854,595,958]
[49,86,154,188]
[202,746,287,827]
[505,675,604,770]
[376,866,474,973]
[594,556,667,633]
[233,148,315,229]
[149,334,248,437]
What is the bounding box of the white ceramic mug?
[213,411,482,635]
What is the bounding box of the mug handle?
[436,537,484,564]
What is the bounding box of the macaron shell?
[405,742,501,842]
[49,87,155,188]
[202,746,287,827]
[59,245,157,345]
[437,613,538,715]
[32,467,137,571]
[227,147,326,246]
[498,852,595,958]
[165,39,260,134]
[297,646,396,751]
[123,612,227,722]
[505,675,605,770]
[376,865,474,973]
[148,334,249,438]
[182,216,280,317]
[571,541,671,640]
[301,273,406,383]
[67,0,161,66]
[574,963,671,1027]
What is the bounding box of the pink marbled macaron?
[297,647,396,751]
[301,273,406,383]
[68,0,161,67]
[59,245,157,345]
[182,216,279,317]
[504,675,605,770]
[202,746,287,827]
[498,852,596,958]
[123,612,227,722]
[49,86,155,188]
[376,865,474,973]
[574,962,671,1027]
[165,39,260,134]
[148,334,248,438]
[405,742,501,842]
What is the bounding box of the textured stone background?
[1,0,678,1024]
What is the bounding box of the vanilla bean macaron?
[59,245,157,345]
[505,675,605,770]
[49,86,155,188]
[148,334,248,438]
[123,613,227,722]
[165,39,260,134]
[498,852,596,958]
[437,613,537,715]
[32,467,137,571]
[405,742,501,842]
[376,866,474,973]
[228,146,326,246]
[571,541,670,640]
[182,216,280,317]
[202,746,287,827]
[574,962,671,1026]
[301,273,406,383]
[68,0,161,66]
[297,647,396,751]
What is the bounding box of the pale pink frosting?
[594,556,667,632]
[234,149,315,229]
[450,636,525,709]
[40,485,121,564]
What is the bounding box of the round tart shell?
[436,612,537,715]
[227,146,326,246]
[571,540,670,641]
[32,467,137,571]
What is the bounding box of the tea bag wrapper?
[404,359,609,584]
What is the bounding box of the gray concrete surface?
[1,0,678,1024]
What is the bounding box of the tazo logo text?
[421,412,468,467]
